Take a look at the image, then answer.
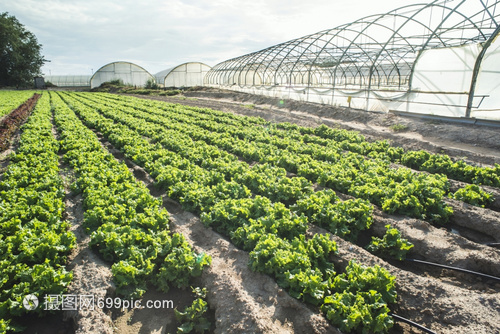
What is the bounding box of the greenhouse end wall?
[90,62,154,89]
[165,63,211,87]
[154,62,211,88]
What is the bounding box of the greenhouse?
[205,0,500,121]
[43,75,91,88]
[154,62,211,88]
[90,61,154,89]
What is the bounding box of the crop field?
[0,91,36,118]
[0,90,499,334]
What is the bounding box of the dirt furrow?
[61,176,115,334]
[308,225,500,334]
[51,114,115,334]
[445,198,500,243]
[371,211,500,279]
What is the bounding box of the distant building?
[34,77,45,89]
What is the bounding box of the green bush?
[144,78,159,89]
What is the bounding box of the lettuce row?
[0,90,36,117]
[451,184,495,208]
[272,123,500,188]
[401,150,500,188]
[0,93,75,328]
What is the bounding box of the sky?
[2,0,425,76]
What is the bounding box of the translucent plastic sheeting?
[472,35,500,120]
[44,75,91,87]
[402,44,479,117]
[155,62,211,87]
[90,62,154,89]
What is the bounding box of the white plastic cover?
[44,75,91,87]
[90,62,154,89]
[155,62,211,87]
[405,45,479,117]
[471,35,500,120]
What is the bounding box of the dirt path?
[60,169,115,334]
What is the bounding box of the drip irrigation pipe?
[406,258,500,282]
[484,242,500,248]
[389,313,437,334]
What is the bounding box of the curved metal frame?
[205,0,500,116]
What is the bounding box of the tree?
[0,12,46,87]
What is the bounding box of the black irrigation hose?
[406,258,500,282]
[484,242,500,248]
[389,313,437,334]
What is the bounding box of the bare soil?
[20,88,500,333]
